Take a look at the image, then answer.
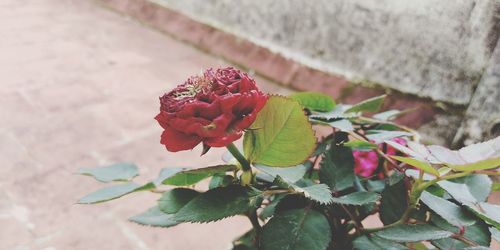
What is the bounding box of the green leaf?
[209,174,234,189]
[391,156,439,176]
[452,174,492,202]
[255,164,308,183]
[420,191,475,227]
[345,95,386,113]
[366,130,411,143]
[327,119,354,132]
[260,208,331,250]
[375,224,453,242]
[243,96,316,167]
[319,143,355,191]
[289,92,336,112]
[154,167,185,186]
[449,158,500,172]
[353,235,407,250]
[438,180,500,228]
[380,180,408,225]
[331,191,380,205]
[174,186,262,223]
[260,194,286,220]
[78,182,153,204]
[373,109,405,121]
[343,140,378,151]
[309,104,357,121]
[232,229,257,250]
[158,188,200,214]
[438,180,478,203]
[296,184,334,204]
[467,202,500,229]
[128,206,179,228]
[77,163,138,182]
[431,214,491,248]
[161,165,238,186]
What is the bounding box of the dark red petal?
[168,117,210,134]
[154,112,170,129]
[160,128,202,152]
[204,131,242,147]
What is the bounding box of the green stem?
[247,210,262,245]
[226,143,252,172]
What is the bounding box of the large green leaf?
[420,191,475,227]
[353,235,407,250]
[161,165,238,186]
[345,95,386,113]
[260,208,331,250]
[331,191,380,206]
[319,143,355,191]
[129,206,179,228]
[375,224,453,242]
[78,163,138,182]
[379,180,408,225]
[289,91,336,112]
[174,186,262,223]
[158,188,200,214]
[391,156,439,176]
[243,96,316,167]
[78,182,154,204]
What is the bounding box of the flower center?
[173,75,212,100]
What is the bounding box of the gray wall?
[153,0,500,144]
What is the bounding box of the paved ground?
[1,1,498,250]
[0,0,291,249]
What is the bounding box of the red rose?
[155,67,267,152]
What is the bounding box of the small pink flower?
[353,138,407,178]
[353,151,378,177]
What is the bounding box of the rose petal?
[160,127,202,152]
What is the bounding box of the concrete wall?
[154,0,500,106]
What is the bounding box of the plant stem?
[247,209,262,245]
[226,142,252,172]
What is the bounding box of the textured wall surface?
[154,0,500,105]
[454,37,500,145]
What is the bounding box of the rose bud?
[155,67,268,152]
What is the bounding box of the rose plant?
[78,67,500,249]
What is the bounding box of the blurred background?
[1,0,499,249]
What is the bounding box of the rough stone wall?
[454,36,500,145]
[154,0,500,106]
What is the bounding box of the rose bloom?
[353,138,406,177]
[155,67,267,152]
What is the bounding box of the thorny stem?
[452,234,479,247]
[340,204,363,235]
